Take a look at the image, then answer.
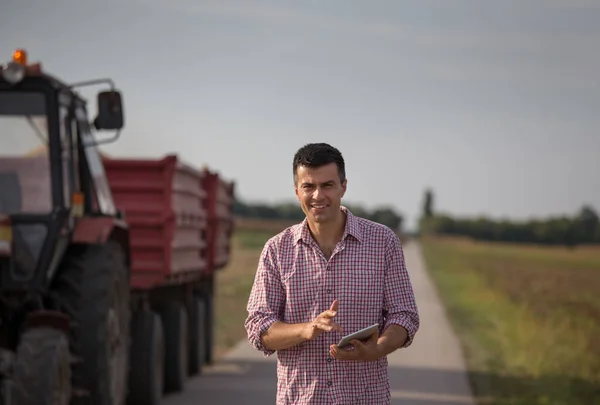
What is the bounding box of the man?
[244,143,420,404]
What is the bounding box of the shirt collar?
[293,205,363,245]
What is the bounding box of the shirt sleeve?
[244,239,285,356]
[382,232,420,348]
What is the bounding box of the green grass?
[235,229,274,250]
[421,236,600,405]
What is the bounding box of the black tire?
[156,302,188,393]
[204,292,215,364]
[13,327,71,405]
[188,297,206,376]
[127,310,164,405]
[52,240,131,405]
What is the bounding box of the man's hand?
[329,324,408,362]
[260,300,344,351]
[328,327,382,362]
[302,300,343,341]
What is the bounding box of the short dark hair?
[293,143,346,185]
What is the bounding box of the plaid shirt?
[245,207,420,404]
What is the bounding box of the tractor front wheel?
[12,327,71,405]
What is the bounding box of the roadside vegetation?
[421,235,600,405]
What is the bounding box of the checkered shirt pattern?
[245,207,420,404]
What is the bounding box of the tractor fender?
[72,217,130,266]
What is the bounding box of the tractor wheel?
[52,241,130,405]
[188,296,206,376]
[13,327,71,405]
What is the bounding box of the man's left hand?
[329,328,382,362]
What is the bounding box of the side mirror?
[94,90,124,130]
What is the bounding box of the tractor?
[0,49,130,404]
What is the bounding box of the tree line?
[418,189,600,247]
[233,199,404,232]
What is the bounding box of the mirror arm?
[83,129,122,147]
[68,78,115,91]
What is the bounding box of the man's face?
[294,163,347,224]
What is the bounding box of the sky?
[1,0,599,231]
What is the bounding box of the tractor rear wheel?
[52,241,130,405]
[12,327,71,405]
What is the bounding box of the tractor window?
[0,91,52,214]
[0,91,48,156]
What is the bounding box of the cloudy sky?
[1,0,599,230]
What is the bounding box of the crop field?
[420,235,600,405]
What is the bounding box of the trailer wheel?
[52,241,130,405]
[13,327,71,405]
[204,292,215,364]
[157,302,188,393]
[127,310,164,405]
[188,296,206,376]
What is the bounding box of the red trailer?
[102,154,235,403]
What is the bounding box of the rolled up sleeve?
[244,240,285,356]
[382,233,420,348]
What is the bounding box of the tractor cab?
[0,49,124,291]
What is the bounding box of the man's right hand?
[303,300,343,341]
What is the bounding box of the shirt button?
[327,381,332,387]
[326,288,332,293]
[327,357,332,363]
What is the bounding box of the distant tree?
[574,205,599,243]
[423,189,434,219]
[275,202,305,221]
[416,191,600,246]
[344,203,370,219]
[369,207,403,232]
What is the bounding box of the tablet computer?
[336,323,379,349]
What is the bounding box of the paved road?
[163,240,476,405]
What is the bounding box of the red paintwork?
[102,155,234,291]
[201,168,235,273]
[72,217,127,244]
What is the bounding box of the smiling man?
[244,143,420,404]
